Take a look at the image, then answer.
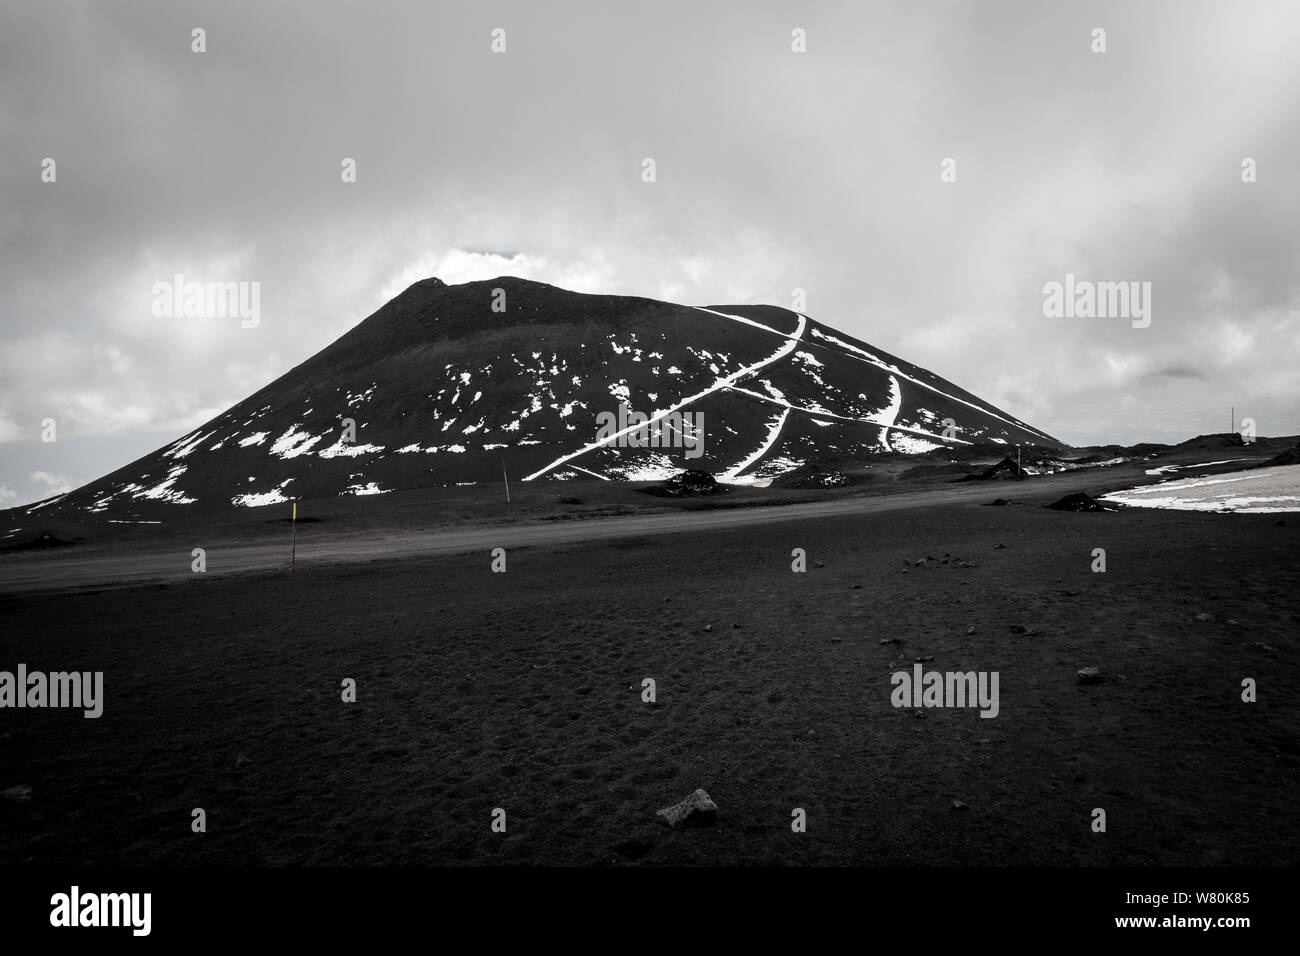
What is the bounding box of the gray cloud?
[1141,365,1207,383]
[2,0,1298,505]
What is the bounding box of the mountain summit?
[25,277,1061,516]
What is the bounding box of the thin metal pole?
[502,460,511,504]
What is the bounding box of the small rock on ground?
[657,788,718,827]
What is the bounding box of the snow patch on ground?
[342,481,386,496]
[1102,466,1300,513]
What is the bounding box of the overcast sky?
[2,0,1298,507]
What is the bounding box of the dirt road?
[0,480,1045,594]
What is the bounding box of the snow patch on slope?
[270,426,322,459]
[317,440,386,459]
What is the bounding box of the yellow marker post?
[290,501,297,569]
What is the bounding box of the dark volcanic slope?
[17,277,1061,518]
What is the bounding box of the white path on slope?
[722,408,791,480]
[691,306,787,337]
[524,314,808,479]
[25,494,68,513]
[875,376,901,451]
[723,383,964,445]
[567,464,609,480]
[809,328,1057,443]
